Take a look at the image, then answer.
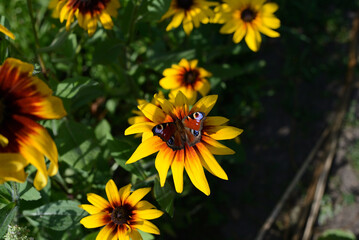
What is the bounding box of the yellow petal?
[128,116,147,125]
[196,143,228,180]
[119,184,132,204]
[126,136,165,164]
[135,200,156,210]
[220,19,238,34]
[96,224,117,240]
[124,122,156,135]
[126,187,151,206]
[184,146,210,195]
[32,96,67,119]
[134,209,163,220]
[0,134,9,147]
[99,11,114,30]
[138,103,166,123]
[159,76,182,90]
[233,25,246,44]
[262,16,280,29]
[80,212,109,228]
[202,135,235,155]
[87,17,98,37]
[205,126,243,140]
[245,24,261,52]
[257,24,280,38]
[0,24,15,40]
[171,150,185,193]
[129,230,142,240]
[106,180,121,207]
[155,148,174,187]
[133,220,160,235]
[79,204,102,214]
[262,2,279,14]
[87,193,111,210]
[204,116,229,126]
[183,18,194,35]
[174,91,188,107]
[194,79,210,97]
[167,11,185,30]
[0,153,27,183]
[191,95,218,115]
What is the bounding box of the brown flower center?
[68,0,110,14]
[111,205,132,225]
[176,0,194,10]
[183,69,199,85]
[241,8,257,22]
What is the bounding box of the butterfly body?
[152,112,205,150]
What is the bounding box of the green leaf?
[154,178,175,217]
[95,119,113,145]
[55,77,93,99]
[92,38,123,65]
[19,181,41,201]
[37,29,71,53]
[23,200,87,231]
[0,184,11,204]
[57,120,101,170]
[318,229,356,240]
[0,202,16,238]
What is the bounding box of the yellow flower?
[161,0,218,35]
[213,0,280,52]
[79,180,163,240]
[125,92,243,195]
[160,58,211,105]
[0,58,67,190]
[128,92,166,141]
[49,0,120,36]
[0,24,15,40]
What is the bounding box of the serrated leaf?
[0,202,16,238]
[19,181,41,201]
[154,178,175,217]
[23,200,87,231]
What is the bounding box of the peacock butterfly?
[152,111,206,150]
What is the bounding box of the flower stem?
[26,0,47,79]
[10,182,19,224]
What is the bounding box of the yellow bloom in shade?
[125,92,243,195]
[49,0,120,36]
[79,180,163,240]
[0,58,67,190]
[161,0,218,35]
[160,59,211,105]
[0,24,15,40]
[213,0,280,52]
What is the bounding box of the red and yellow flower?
[161,0,218,35]
[49,0,121,36]
[0,24,15,40]
[213,0,280,52]
[0,58,66,190]
[79,180,163,240]
[160,58,211,105]
[125,92,243,195]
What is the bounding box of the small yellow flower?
[49,0,120,36]
[0,24,15,40]
[213,0,280,52]
[161,0,218,35]
[0,58,67,190]
[79,180,163,240]
[160,59,211,105]
[125,92,243,195]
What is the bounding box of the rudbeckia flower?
[125,92,243,195]
[160,58,211,105]
[213,0,280,52]
[49,0,121,36]
[0,58,66,190]
[161,0,218,35]
[128,92,165,141]
[79,180,163,240]
[0,24,15,40]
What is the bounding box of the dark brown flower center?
[110,205,132,225]
[176,0,194,10]
[183,69,199,85]
[68,0,110,14]
[241,8,257,22]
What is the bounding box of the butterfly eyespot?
[193,112,204,120]
[156,125,163,130]
[193,130,200,136]
[167,137,174,146]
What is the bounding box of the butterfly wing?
[152,122,184,150]
[182,112,206,147]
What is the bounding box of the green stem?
[27,0,47,78]
[10,182,19,224]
